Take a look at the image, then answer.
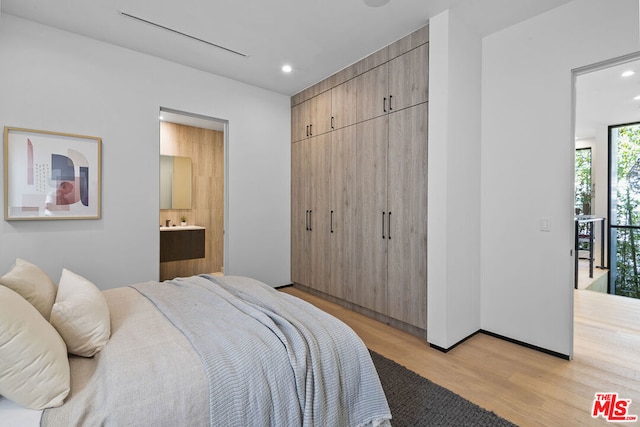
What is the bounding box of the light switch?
[540,217,551,232]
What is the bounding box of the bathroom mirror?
[160,155,192,209]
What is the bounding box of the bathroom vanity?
[160,225,206,262]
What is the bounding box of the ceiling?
[1,0,572,96]
[576,58,640,140]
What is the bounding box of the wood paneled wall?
[159,122,224,281]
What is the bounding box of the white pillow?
[0,285,70,410]
[0,258,57,320]
[50,269,111,357]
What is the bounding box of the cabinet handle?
[309,124,313,136]
[306,125,309,137]
[388,211,392,240]
[309,210,312,231]
[331,116,335,130]
[389,95,393,111]
[305,210,309,230]
[330,210,334,233]
[382,211,386,239]
[383,97,387,113]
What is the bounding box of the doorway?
[574,52,640,299]
[159,107,228,280]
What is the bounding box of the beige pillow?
[0,285,70,410]
[0,258,57,320]
[50,269,111,357]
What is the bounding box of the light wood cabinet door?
[292,91,332,142]
[329,125,356,300]
[331,79,356,130]
[356,64,388,123]
[387,103,428,329]
[291,141,311,286]
[388,44,428,113]
[309,133,332,293]
[355,115,388,314]
[291,101,310,143]
[310,91,332,137]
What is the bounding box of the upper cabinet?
[310,91,332,137]
[356,63,388,123]
[356,43,428,123]
[388,43,428,112]
[291,91,331,143]
[291,100,309,143]
[331,79,357,131]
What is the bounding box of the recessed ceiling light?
[622,70,635,77]
[282,65,292,73]
[634,95,640,101]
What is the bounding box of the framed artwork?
[4,127,102,220]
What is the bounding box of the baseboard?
[480,330,570,360]
[429,329,570,360]
[288,283,570,360]
[428,330,481,353]
[292,283,427,340]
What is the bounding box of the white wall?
[0,14,291,288]
[481,0,639,356]
[427,9,482,349]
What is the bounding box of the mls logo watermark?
[592,393,638,422]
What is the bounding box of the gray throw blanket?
[132,275,391,427]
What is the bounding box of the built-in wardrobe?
[291,25,428,337]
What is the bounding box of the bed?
[0,259,391,427]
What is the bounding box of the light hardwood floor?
[281,286,640,426]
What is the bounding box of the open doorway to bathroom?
[159,107,227,281]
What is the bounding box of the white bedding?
[2,275,391,426]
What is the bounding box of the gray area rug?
[370,351,518,427]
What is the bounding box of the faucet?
[165,219,171,227]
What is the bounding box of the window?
[575,148,592,215]
[609,122,640,299]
